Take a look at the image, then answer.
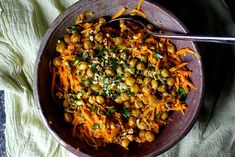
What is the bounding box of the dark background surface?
[0,0,234,156]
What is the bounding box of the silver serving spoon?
[109,17,235,44]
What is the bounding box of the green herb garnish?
[153,53,163,59]
[92,123,99,130]
[178,88,187,97]
[156,113,161,119]
[92,105,98,114]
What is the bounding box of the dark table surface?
[0,91,6,157]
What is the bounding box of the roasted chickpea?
[139,130,146,140]
[144,77,152,85]
[128,116,136,127]
[130,96,135,103]
[64,34,71,44]
[124,72,132,78]
[99,17,106,25]
[126,77,135,86]
[161,68,169,77]
[153,126,159,133]
[146,23,154,31]
[95,33,103,42]
[96,95,105,104]
[161,112,168,120]
[167,77,175,86]
[63,98,73,108]
[64,112,73,123]
[88,49,95,56]
[167,44,175,53]
[87,68,94,78]
[71,33,81,43]
[120,92,129,101]
[136,62,145,71]
[132,109,141,117]
[56,41,66,53]
[136,76,143,84]
[117,65,124,74]
[130,84,139,93]
[115,97,123,104]
[124,101,131,108]
[157,84,166,93]
[94,43,104,49]
[143,68,150,76]
[79,61,89,70]
[84,40,94,50]
[142,86,152,95]
[138,121,148,130]
[105,68,115,76]
[53,57,62,67]
[148,95,157,105]
[129,59,137,67]
[114,36,124,45]
[121,139,130,148]
[135,100,143,109]
[145,131,155,142]
[88,95,96,104]
[91,84,101,91]
[151,79,158,90]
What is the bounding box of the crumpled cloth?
[0,0,235,157]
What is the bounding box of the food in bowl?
[49,0,197,150]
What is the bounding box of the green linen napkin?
[1,0,235,157]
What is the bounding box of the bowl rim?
[33,0,205,156]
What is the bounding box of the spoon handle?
[150,32,235,44]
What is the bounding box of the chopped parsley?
[153,53,163,59]
[92,123,99,130]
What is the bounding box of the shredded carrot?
[130,9,147,18]
[111,7,127,19]
[137,0,144,10]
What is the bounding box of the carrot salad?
[50,0,197,150]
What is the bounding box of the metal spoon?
[109,17,235,44]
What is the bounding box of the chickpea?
[143,68,150,76]
[139,130,146,140]
[141,56,148,62]
[56,41,66,53]
[99,17,107,25]
[153,126,159,134]
[88,49,95,56]
[121,139,130,148]
[128,116,136,127]
[124,101,131,108]
[126,77,135,86]
[132,109,141,118]
[115,97,123,104]
[124,72,132,78]
[151,79,158,90]
[94,43,104,49]
[64,34,71,44]
[114,36,124,45]
[96,95,105,104]
[130,84,139,93]
[148,95,157,105]
[161,112,168,120]
[167,77,175,86]
[84,40,94,50]
[120,92,129,101]
[145,131,155,142]
[87,68,94,78]
[79,61,89,70]
[64,112,73,123]
[138,121,148,130]
[53,57,62,67]
[91,84,101,91]
[136,76,143,84]
[136,62,145,71]
[63,98,73,108]
[129,59,137,67]
[157,84,166,93]
[88,95,96,104]
[95,33,103,42]
[130,96,135,103]
[135,100,143,109]
[161,68,169,77]
[142,86,152,95]
[142,97,149,105]
[144,77,152,85]
[117,65,124,74]
[105,68,115,76]
[146,23,154,31]
[71,33,81,43]
[167,44,175,53]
